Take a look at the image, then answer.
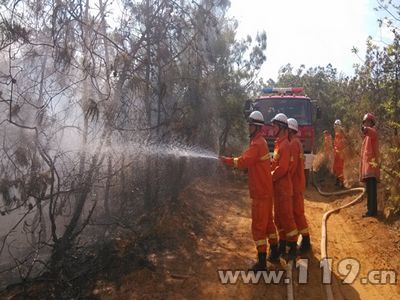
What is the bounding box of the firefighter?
[360,113,380,217]
[288,118,311,252]
[333,119,345,188]
[219,111,273,271]
[323,130,333,168]
[270,113,298,260]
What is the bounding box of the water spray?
[98,141,219,161]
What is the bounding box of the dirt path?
[306,187,400,300]
[93,176,399,299]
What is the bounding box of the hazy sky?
[228,0,391,81]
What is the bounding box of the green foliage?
[215,26,267,154]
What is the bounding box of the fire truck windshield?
[254,98,312,125]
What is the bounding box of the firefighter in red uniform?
[288,118,311,252]
[360,113,380,217]
[323,130,333,169]
[269,113,298,260]
[333,119,345,188]
[220,111,273,271]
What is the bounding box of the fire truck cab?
[244,87,320,178]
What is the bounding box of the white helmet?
[271,113,288,127]
[248,111,264,126]
[287,118,298,132]
[334,119,342,127]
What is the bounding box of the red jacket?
[334,130,345,159]
[360,126,380,181]
[289,136,306,193]
[223,131,273,198]
[333,129,345,178]
[324,133,333,156]
[272,133,293,196]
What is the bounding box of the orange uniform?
[324,132,333,159]
[270,133,298,243]
[360,127,380,181]
[289,136,309,235]
[222,131,273,252]
[266,210,277,245]
[333,129,345,182]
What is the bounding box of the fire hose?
[313,172,366,300]
[286,260,294,300]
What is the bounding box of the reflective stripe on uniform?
[255,239,267,246]
[286,229,298,237]
[299,228,309,234]
[268,233,277,239]
[259,153,270,161]
[273,150,280,160]
[233,157,239,168]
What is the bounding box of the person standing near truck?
[269,113,298,260]
[360,113,380,217]
[333,119,345,188]
[323,130,333,169]
[288,118,311,252]
[219,111,273,271]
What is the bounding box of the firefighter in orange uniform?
[269,113,298,260]
[288,118,311,252]
[360,113,380,217]
[323,130,333,168]
[333,119,345,188]
[220,111,273,271]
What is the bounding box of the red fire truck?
[244,87,320,180]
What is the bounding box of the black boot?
[364,177,378,217]
[268,244,280,263]
[278,240,287,257]
[250,252,267,271]
[298,235,311,253]
[287,241,297,261]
